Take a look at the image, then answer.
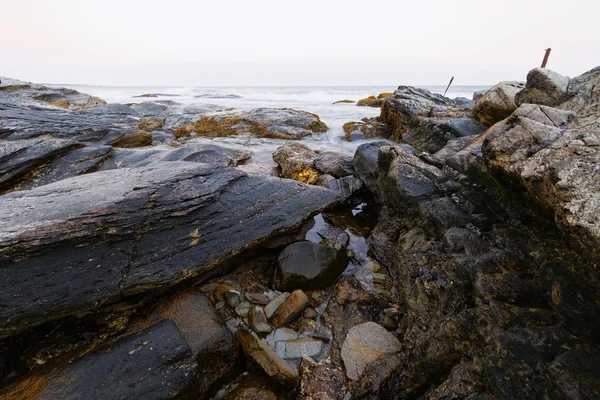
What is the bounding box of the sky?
[1,0,599,86]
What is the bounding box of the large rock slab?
[0,162,339,338]
[0,320,199,399]
[129,291,239,398]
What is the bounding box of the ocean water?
[57,84,490,171]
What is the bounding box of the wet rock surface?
[380,86,486,152]
[342,117,386,142]
[0,320,199,400]
[2,66,600,399]
[0,162,339,338]
[277,241,350,291]
[348,65,600,399]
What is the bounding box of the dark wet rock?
[0,320,198,399]
[353,140,403,195]
[0,162,339,338]
[341,322,401,380]
[313,152,354,178]
[98,143,251,171]
[333,99,355,105]
[299,356,347,400]
[0,92,139,143]
[380,86,484,152]
[1,141,251,194]
[277,241,350,291]
[342,117,387,142]
[350,67,600,397]
[314,223,350,249]
[515,68,571,107]
[225,374,284,400]
[270,290,310,328]
[130,291,239,398]
[472,81,525,125]
[315,175,363,199]
[0,138,83,193]
[234,328,299,387]
[549,350,600,399]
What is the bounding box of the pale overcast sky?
[1,0,598,86]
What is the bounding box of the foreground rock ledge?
[0,162,339,338]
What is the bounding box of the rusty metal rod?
[541,48,552,68]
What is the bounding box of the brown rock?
[245,293,270,305]
[272,143,320,185]
[270,290,310,328]
[234,328,299,387]
[299,356,347,400]
[129,292,240,398]
[225,374,284,400]
[108,131,152,148]
[341,322,401,380]
[249,306,272,334]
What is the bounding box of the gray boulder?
[313,152,355,178]
[515,68,571,107]
[472,81,525,125]
[277,241,350,291]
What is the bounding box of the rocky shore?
[1,66,599,399]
